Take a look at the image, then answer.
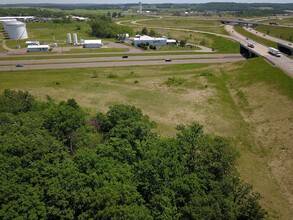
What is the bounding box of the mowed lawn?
[0,58,293,219]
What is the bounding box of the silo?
[67,33,72,44]
[73,33,78,45]
[5,21,28,40]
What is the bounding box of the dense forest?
[0,90,266,219]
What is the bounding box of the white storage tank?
[4,21,28,40]
[67,33,72,44]
[73,33,78,45]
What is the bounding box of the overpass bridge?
[220,19,259,26]
[240,43,261,58]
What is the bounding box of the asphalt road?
[1,57,245,72]
[225,25,293,77]
[1,54,243,66]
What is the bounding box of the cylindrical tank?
[73,33,78,45]
[4,21,28,40]
[67,33,72,44]
[1,19,17,32]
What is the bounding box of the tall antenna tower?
[139,2,142,14]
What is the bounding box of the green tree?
[0,89,34,114]
[141,27,149,35]
[149,29,157,36]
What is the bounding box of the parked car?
[122,55,128,58]
[15,64,24,67]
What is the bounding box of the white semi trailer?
[268,47,281,57]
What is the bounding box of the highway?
[0,54,242,65]
[0,57,245,72]
[225,25,293,77]
[120,17,293,77]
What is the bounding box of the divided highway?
[225,25,293,77]
[0,55,245,71]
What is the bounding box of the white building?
[27,45,50,52]
[167,39,177,45]
[25,41,40,46]
[83,40,103,48]
[133,35,176,46]
[2,21,28,40]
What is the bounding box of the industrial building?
[1,20,28,40]
[83,40,103,48]
[27,45,50,52]
[26,41,40,46]
[132,35,176,46]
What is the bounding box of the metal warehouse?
[83,40,103,48]
[133,35,167,46]
[27,45,50,52]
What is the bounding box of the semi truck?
[268,47,281,57]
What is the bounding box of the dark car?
[15,64,24,67]
[122,55,128,58]
[165,59,172,62]
[247,43,254,48]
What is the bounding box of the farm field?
[0,58,293,219]
[255,24,293,42]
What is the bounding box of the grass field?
[137,17,228,35]
[120,17,238,53]
[234,26,278,48]
[154,29,239,53]
[261,17,293,26]
[5,21,96,49]
[0,58,293,219]
[255,25,293,42]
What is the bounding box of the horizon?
[0,0,292,5]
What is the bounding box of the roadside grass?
[0,51,216,61]
[63,48,127,54]
[234,26,277,48]
[255,25,293,42]
[0,58,293,219]
[156,45,200,51]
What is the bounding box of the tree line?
[89,16,133,38]
[0,90,266,219]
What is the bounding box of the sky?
[0,0,292,4]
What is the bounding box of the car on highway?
[122,55,128,58]
[15,64,24,67]
[165,58,172,62]
[247,43,254,48]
